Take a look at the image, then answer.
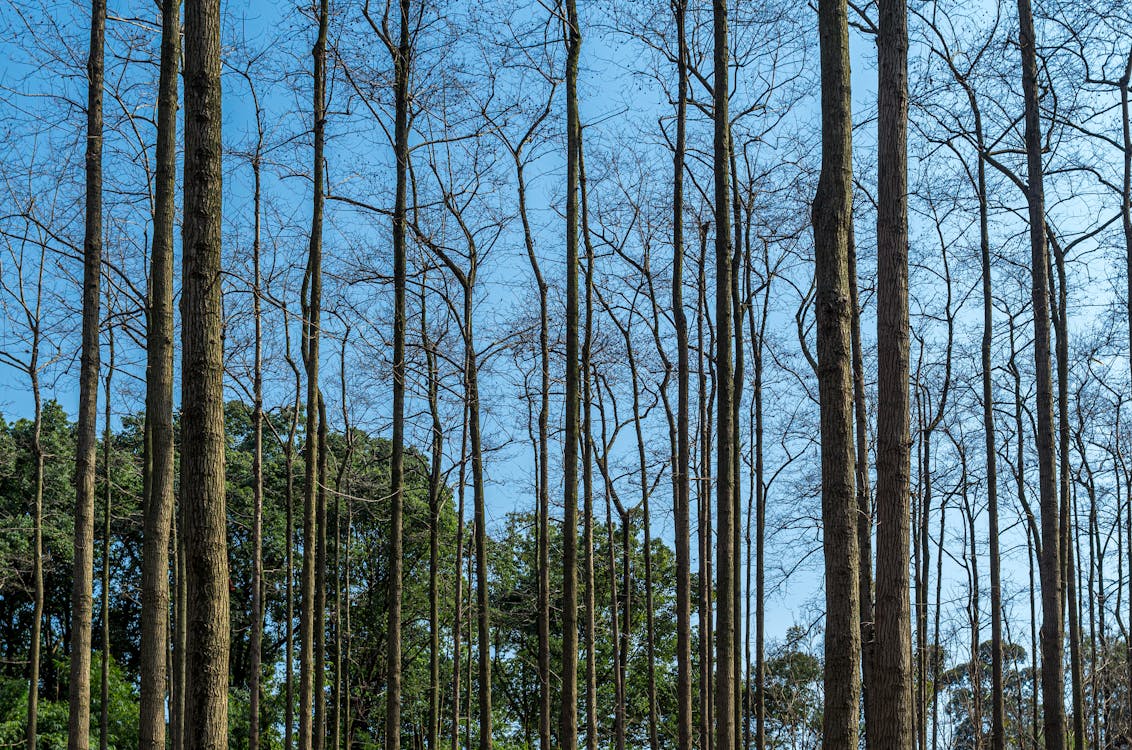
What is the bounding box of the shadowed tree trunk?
[68,0,106,745]
[811,0,862,743]
[873,0,914,745]
[139,1,179,747]
[99,329,114,750]
[560,0,581,748]
[1016,1,1066,747]
[671,1,693,746]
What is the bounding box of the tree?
[138,2,179,747]
[560,0,582,748]
[68,1,106,746]
[811,0,862,746]
[1015,1,1066,747]
[180,0,231,745]
[872,0,914,746]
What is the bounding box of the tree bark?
[1016,1,1066,746]
[811,0,862,743]
[386,0,410,747]
[560,0,581,747]
[873,0,914,744]
[68,0,105,744]
[671,3,693,746]
[139,2,179,748]
[300,0,328,745]
[181,0,230,744]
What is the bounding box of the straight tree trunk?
[579,134,598,750]
[560,0,582,747]
[139,1,179,747]
[385,2,411,749]
[248,85,266,750]
[68,0,106,744]
[1119,47,1132,729]
[25,298,45,750]
[848,224,875,746]
[181,0,231,744]
[710,1,738,748]
[811,0,862,743]
[315,396,330,750]
[670,3,694,746]
[516,144,552,750]
[451,405,469,750]
[99,332,113,750]
[1016,1,1066,746]
[873,0,914,745]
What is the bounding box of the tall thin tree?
[68,0,106,745]
[181,0,231,745]
[811,0,862,745]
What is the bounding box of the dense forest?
[0,0,1130,748]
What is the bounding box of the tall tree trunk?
[315,396,330,750]
[68,0,105,744]
[139,1,179,747]
[248,93,266,750]
[577,132,599,750]
[967,82,1006,750]
[172,510,186,750]
[560,0,582,747]
[711,0,738,746]
[812,0,862,743]
[671,2,693,746]
[423,285,442,750]
[848,224,875,746]
[1016,1,1066,746]
[873,0,913,745]
[517,143,552,750]
[99,331,114,750]
[285,303,302,750]
[1051,233,1085,748]
[300,0,328,744]
[181,0,230,744]
[386,0,410,748]
[25,305,45,750]
[1119,51,1132,721]
[451,405,469,750]
[696,224,714,750]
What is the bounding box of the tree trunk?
[68,0,105,744]
[671,3,693,746]
[848,223,875,747]
[300,0,328,744]
[99,331,114,750]
[181,0,230,744]
[711,0,738,746]
[560,0,581,748]
[812,0,862,743]
[386,0,410,748]
[249,92,266,750]
[139,1,179,747]
[873,0,914,744]
[1016,1,1066,746]
[25,324,45,750]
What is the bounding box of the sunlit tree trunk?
[181,0,230,744]
[139,2,179,747]
[68,0,106,744]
